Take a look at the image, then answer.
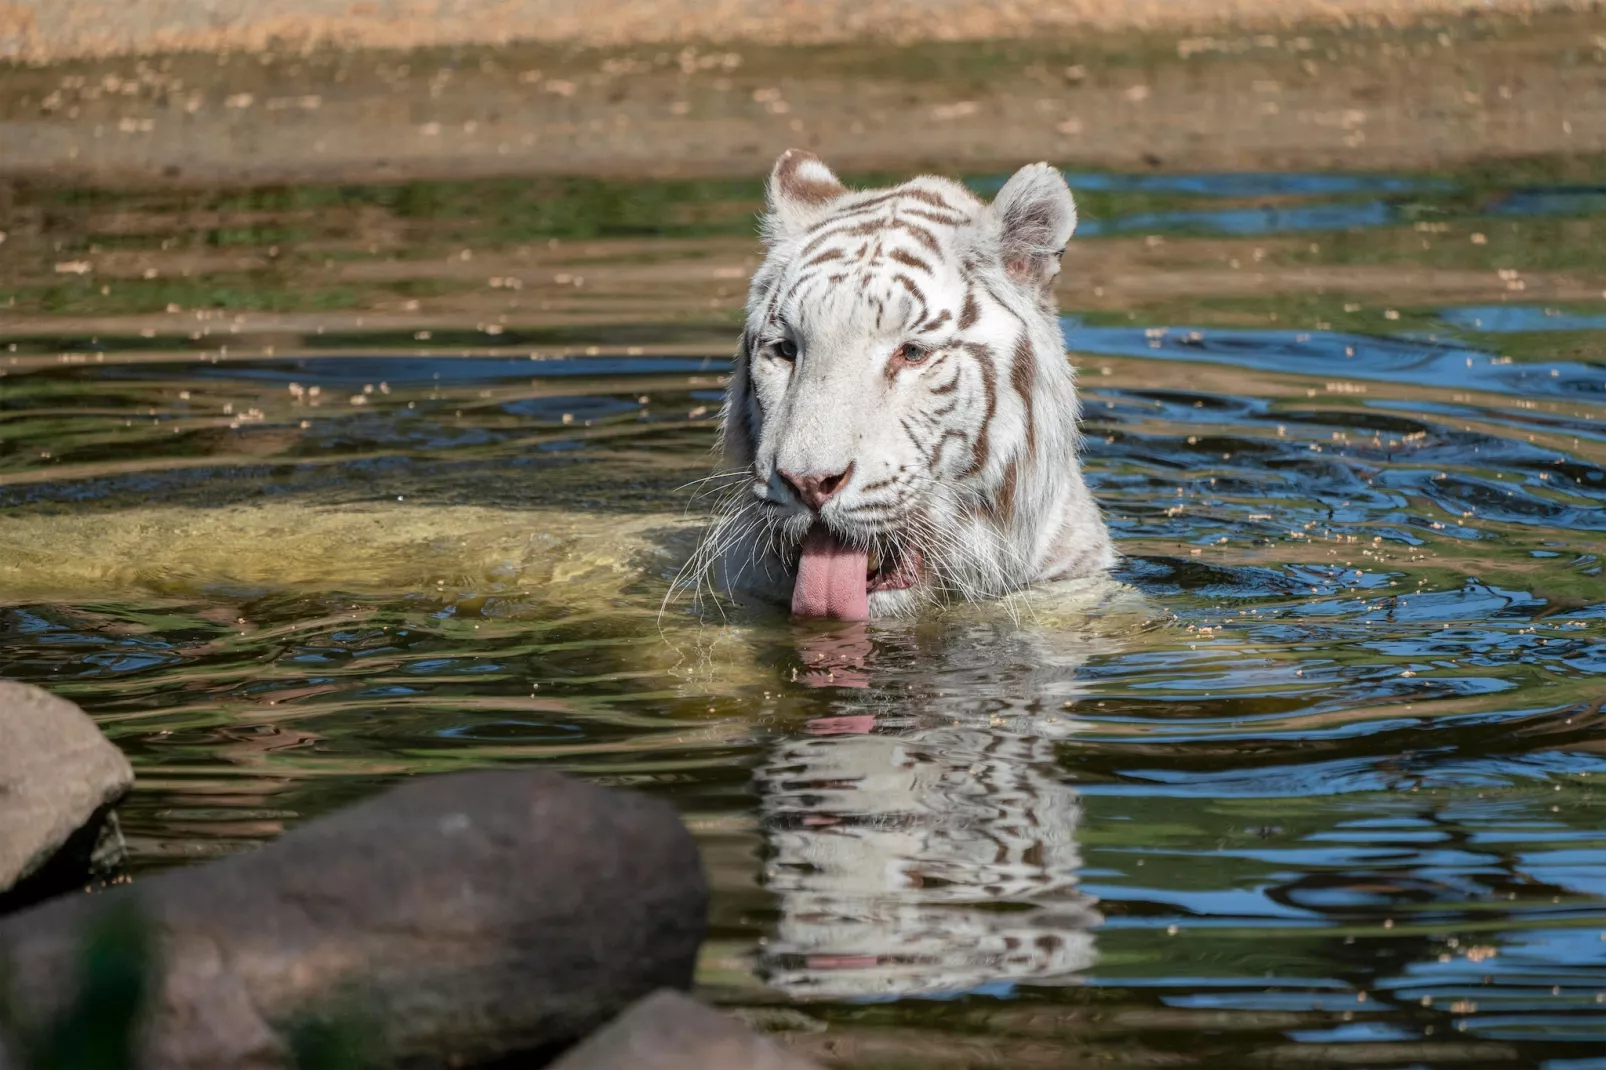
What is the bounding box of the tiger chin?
[707,149,1115,621]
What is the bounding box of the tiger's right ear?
[989,162,1077,296]
[764,149,846,242]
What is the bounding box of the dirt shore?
[1,6,1604,187]
[1,0,1597,61]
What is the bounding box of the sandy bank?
[0,0,1596,61]
[1,6,1604,187]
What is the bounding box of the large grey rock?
[0,770,708,1069]
[549,990,824,1070]
[0,681,133,904]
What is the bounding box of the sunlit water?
[2,164,1604,1067]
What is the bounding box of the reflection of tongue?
[791,525,870,621]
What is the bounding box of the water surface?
[2,162,1605,1068]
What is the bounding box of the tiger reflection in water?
[754,616,1109,999]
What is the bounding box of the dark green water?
[2,163,1604,1067]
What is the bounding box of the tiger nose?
[779,463,855,512]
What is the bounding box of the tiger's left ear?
[764,149,847,242]
[990,162,1077,295]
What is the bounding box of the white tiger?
[709,150,1114,620]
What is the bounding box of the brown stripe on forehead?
[898,187,962,211]
[891,273,929,317]
[798,218,883,259]
[804,247,845,267]
[901,207,966,228]
[1011,335,1038,453]
[888,248,932,274]
[960,342,998,478]
[833,185,962,216]
[798,217,941,260]
[831,190,900,215]
[919,308,952,333]
[778,255,877,305]
[894,221,943,255]
[820,206,964,244]
[779,270,818,309]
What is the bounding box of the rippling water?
[1,162,1604,1067]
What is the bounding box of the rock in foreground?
[550,990,824,1070]
[0,770,708,1069]
[0,681,132,908]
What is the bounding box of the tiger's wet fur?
[703,150,1114,618]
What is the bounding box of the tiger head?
[711,150,1113,620]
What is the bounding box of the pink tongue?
[791,526,870,621]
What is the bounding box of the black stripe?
[723,331,758,462]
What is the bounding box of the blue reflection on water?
[1488,188,1606,218]
[1077,200,1395,238]
[968,172,1447,198]
[962,171,1606,238]
[157,354,722,386]
[1062,320,1606,400]
[1440,306,1606,333]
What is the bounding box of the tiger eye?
[898,342,928,364]
[776,339,799,360]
